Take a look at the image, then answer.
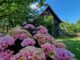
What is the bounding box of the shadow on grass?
[61,39,80,60]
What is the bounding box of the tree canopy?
[0,0,45,27]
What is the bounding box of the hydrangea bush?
[0,24,75,60]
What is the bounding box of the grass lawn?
[57,37,80,60]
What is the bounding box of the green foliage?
[59,19,80,36]
[76,19,80,24]
[43,16,54,35]
[34,15,54,35]
[75,25,80,32]
[59,22,75,35]
[0,0,39,27]
[75,19,80,32]
[0,0,46,33]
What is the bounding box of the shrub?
[34,15,54,35]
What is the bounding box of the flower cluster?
[41,43,74,60]
[9,26,32,40]
[54,48,74,60]
[0,49,13,60]
[33,32,55,45]
[41,43,56,55]
[3,35,15,46]
[21,38,36,47]
[24,24,35,29]
[0,35,15,50]
[37,26,48,34]
[10,46,46,60]
[0,24,75,60]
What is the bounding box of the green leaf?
[49,51,55,59]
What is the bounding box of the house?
[28,4,62,36]
[40,5,62,36]
[30,4,62,36]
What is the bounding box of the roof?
[36,5,62,23]
[30,3,62,23]
[43,5,62,23]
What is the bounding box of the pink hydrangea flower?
[33,48,46,60]
[0,35,15,50]
[24,24,35,29]
[33,33,47,45]
[13,46,35,60]
[17,46,46,60]
[14,32,30,40]
[33,33,55,45]
[41,43,56,55]
[0,50,13,60]
[37,26,48,34]
[3,35,15,45]
[9,26,32,40]
[44,33,55,41]
[10,56,16,60]
[0,37,5,50]
[21,38,36,47]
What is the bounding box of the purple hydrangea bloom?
[37,26,48,34]
[3,35,15,46]
[0,35,15,50]
[0,50,13,60]
[0,37,6,50]
[24,24,35,29]
[21,38,36,47]
[54,48,73,60]
[15,46,46,60]
[41,43,56,55]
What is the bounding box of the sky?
[46,0,80,23]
